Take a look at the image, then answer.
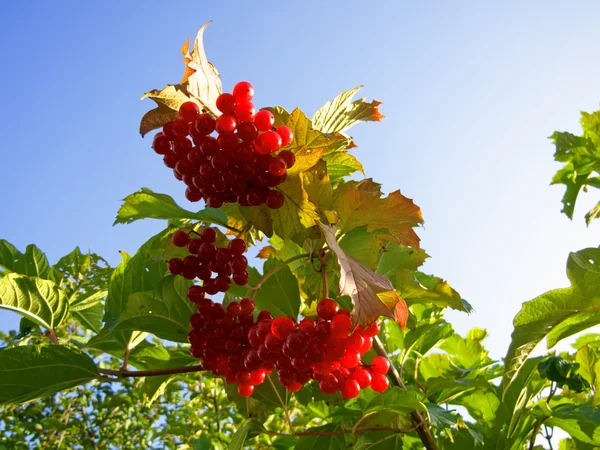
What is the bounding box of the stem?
[56,400,74,449]
[528,421,541,450]
[247,253,310,293]
[98,364,204,379]
[121,335,134,372]
[264,426,414,437]
[267,374,294,432]
[543,424,554,450]
[373,337,438,450]
[319,248,328,298]
[46,330,59,344]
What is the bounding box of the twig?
[98,364,204,379]
[264,426,414,437]
[56,400,74,449]
[120,335,134,372]
[247,254,310,293]
[373,337,438,450]
[319,248,328,298]
[528,421,542,450]
[46,330,59,344]
[267,375,294,432]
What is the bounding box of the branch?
[46,330,59,344]
[98,364,204,379]
[264,426,414,437]
[373,337,438,450]
[247,253,310,294]
[319,248,329,298]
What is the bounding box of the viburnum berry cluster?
[151,81,295,210]
[187,293,390,398]
[167,227,250,294]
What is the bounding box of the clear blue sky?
[0,1,599,360]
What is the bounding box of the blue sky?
[0,1,599,361]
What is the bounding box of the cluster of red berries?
[187,295,390,398]
[251,298,390,398]
[151,81,295,210]
[188,297,277,396]
[167,227,249,294]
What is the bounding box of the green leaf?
[115,276,195,343]
[104,228,172,328]
[312,86,384,134]
[545,404,600,445]
[364,387,426,414]
[455,389,500,426]
[0,274,68,331]
[72,303,103,334]
[425,403,459,430]
[567,248,600,297]
[129,345,198,402]
[400,322,454,365]
[576,345,600,404]
[0,345,98,404]
[254,258,301,318]
[503,249,600,391]
[340,227,385,270]
[549,109,600,223]
[114,188,228,227]
[376,243,428,277]
[322,151,364,185]
[394,271,467,311]
[229,419,266,450]
[0,240,50,279]
[295,425,346,450]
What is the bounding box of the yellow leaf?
[270,107,350,154]
[140,22,222,137]
[320,223,403,327]
[312,86,385,134]
[180,21,221,114]
[335,179,423,248]
[303,160,334,217]
[272,175,319,244]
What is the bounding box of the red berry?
[168,258,184,275]
[216,93,237,114]
[298,318,316,333]
[163,121,177,139]
[340,379,361,399]
[346,331,365,353]
[370,373,389,392]
[278,150,295,168]
[330,314,353,339]
[231,255,248,272]
[285,380,303,392]
[233,270,249,286]
[232,81,254,102]
[250,369,267,385]
[215,248,232,264]
[261,131,282,153]
[171,230,190,247]
[237,121,259,142]
[187,238,202,255]
[240,298,255,316]
[227,301,241,317]
[265,190,284,209]
[363,321,381,338]
[194,113,216,135]
[340,351,360,369]
[179,101,200,121]
[216,114,237,133]
[319,373,340,394]
[187,285,205,302]
[211,151,230,171]
[271,316,296,340]
[284,330,311,357]
[317,298,339,320]
[201,228,217,243]
[254,110,275,132]
[359,337,373,355]
[351,368,372,389]
[214,275,231,292]
[237,382,254,397]
[172,119,190,137]
[152,135,171,155]
[371,356,390,375]
[234,101,256,122]
[268,157,287,176]
[163,152,178,169]
[198,242,217,263]
[228,238,246,256]
[275,126,293,147]
[257,310,274,322]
